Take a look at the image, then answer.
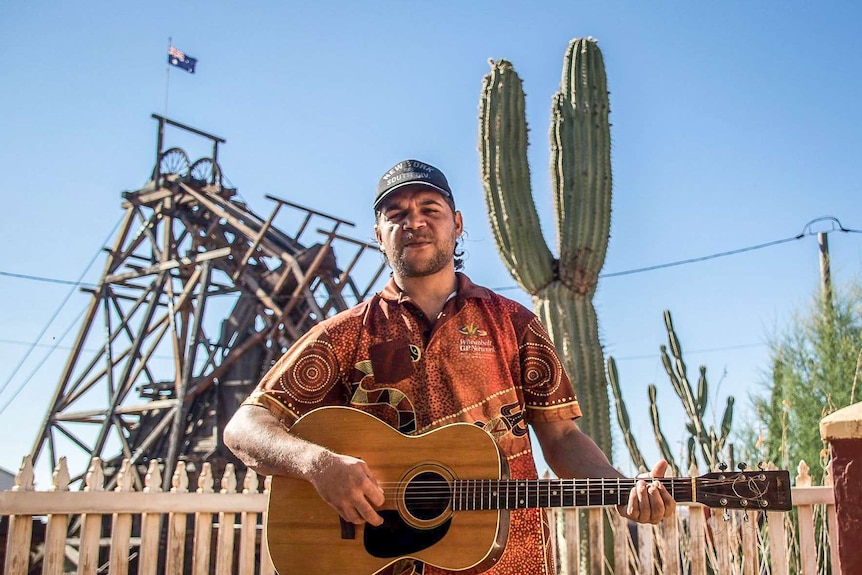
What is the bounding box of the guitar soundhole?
[404,471,451,521]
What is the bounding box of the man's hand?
[618,459,676,524]
[310,452,386,526]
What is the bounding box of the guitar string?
[371,478,760,494]
[368,477,770,505]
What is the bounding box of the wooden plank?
[77,513,102,575]
[688,506,707,575]
[260,511,276,575]
[192,512,214,575]
[767,511,789,575]
[589,509,604,575]
[741,510,758,575]
[104,246,232,284]
[42,514,69,575]
[138,513,161,575]
[215,512,236,575]
[238,511,257,575]
[662,513,682,575]
[563,509,579,575]
[165,513,189,575]
[0,490,268,514]
[797,504,817,575]
[637,523,653,574]
[791,486,834,505]
[714,512,731,574]
[613,511,629,575]
[826,502,840,575]
[3,515,33,575]
[107,512,133,575]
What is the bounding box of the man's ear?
[373,224,383,247]
[454,211,464,235]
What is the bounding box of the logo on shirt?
[458,323,488,337]
[458,323,495,356]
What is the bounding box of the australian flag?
[168,46,197,74]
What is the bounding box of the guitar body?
[266,407,511,575]
[265,407,795,575]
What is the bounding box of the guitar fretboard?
[450,478,694,511]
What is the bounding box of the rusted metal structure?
[28,115,386,491]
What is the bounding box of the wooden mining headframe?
[28,114,387,492]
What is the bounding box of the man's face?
[374,187,462,278]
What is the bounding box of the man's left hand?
[618,459,676,524]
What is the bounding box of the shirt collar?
[379,272,491,304]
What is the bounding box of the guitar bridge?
[339,517,356,540]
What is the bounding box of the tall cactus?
[479,38,613,456]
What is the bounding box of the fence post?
[4,455,35,575]
[820,401,862,575]
[44,457,72,574]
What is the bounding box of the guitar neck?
[451,478,694,511]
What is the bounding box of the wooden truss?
[28,116,387,490]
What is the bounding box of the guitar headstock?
[695,468,792,511]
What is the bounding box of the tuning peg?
[718,462,728,471]
[722,510,730,522]
[737,462,748,471]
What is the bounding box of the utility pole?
[819,231,833,311]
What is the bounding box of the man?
[224,159,675,575]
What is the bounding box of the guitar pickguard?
[365,511,451,559]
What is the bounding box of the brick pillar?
[820,402,862,575]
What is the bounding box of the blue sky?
[2,1,861,485]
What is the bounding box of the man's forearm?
[532,419,624,479]
[223,405,330,479]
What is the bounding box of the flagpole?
[164,37,172,118]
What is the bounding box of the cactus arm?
[552,39,612,292]
[648,384,680,476]
[697,366,708,418]
[716,396,734,454]
[479,59,554,293]
[662,311,709,443]
[607,356,647,473]
[686,437,698,471]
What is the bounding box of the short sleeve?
[242,324,349,428]
[518,316,582,423]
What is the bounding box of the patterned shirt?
[245,273,582,575]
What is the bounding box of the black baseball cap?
[374,159,453,211]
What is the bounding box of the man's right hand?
[310,451,386,526]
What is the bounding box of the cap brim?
[373,181,453,211]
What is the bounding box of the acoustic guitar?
[266,407,791,575]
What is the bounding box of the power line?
[0,216,123,404]
[0,304,89,416]
[493,216,862,291]
[610,341,768,362]
[601,235,801,279]
[0,270,97,288]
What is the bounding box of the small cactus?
[609,310,735,473]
